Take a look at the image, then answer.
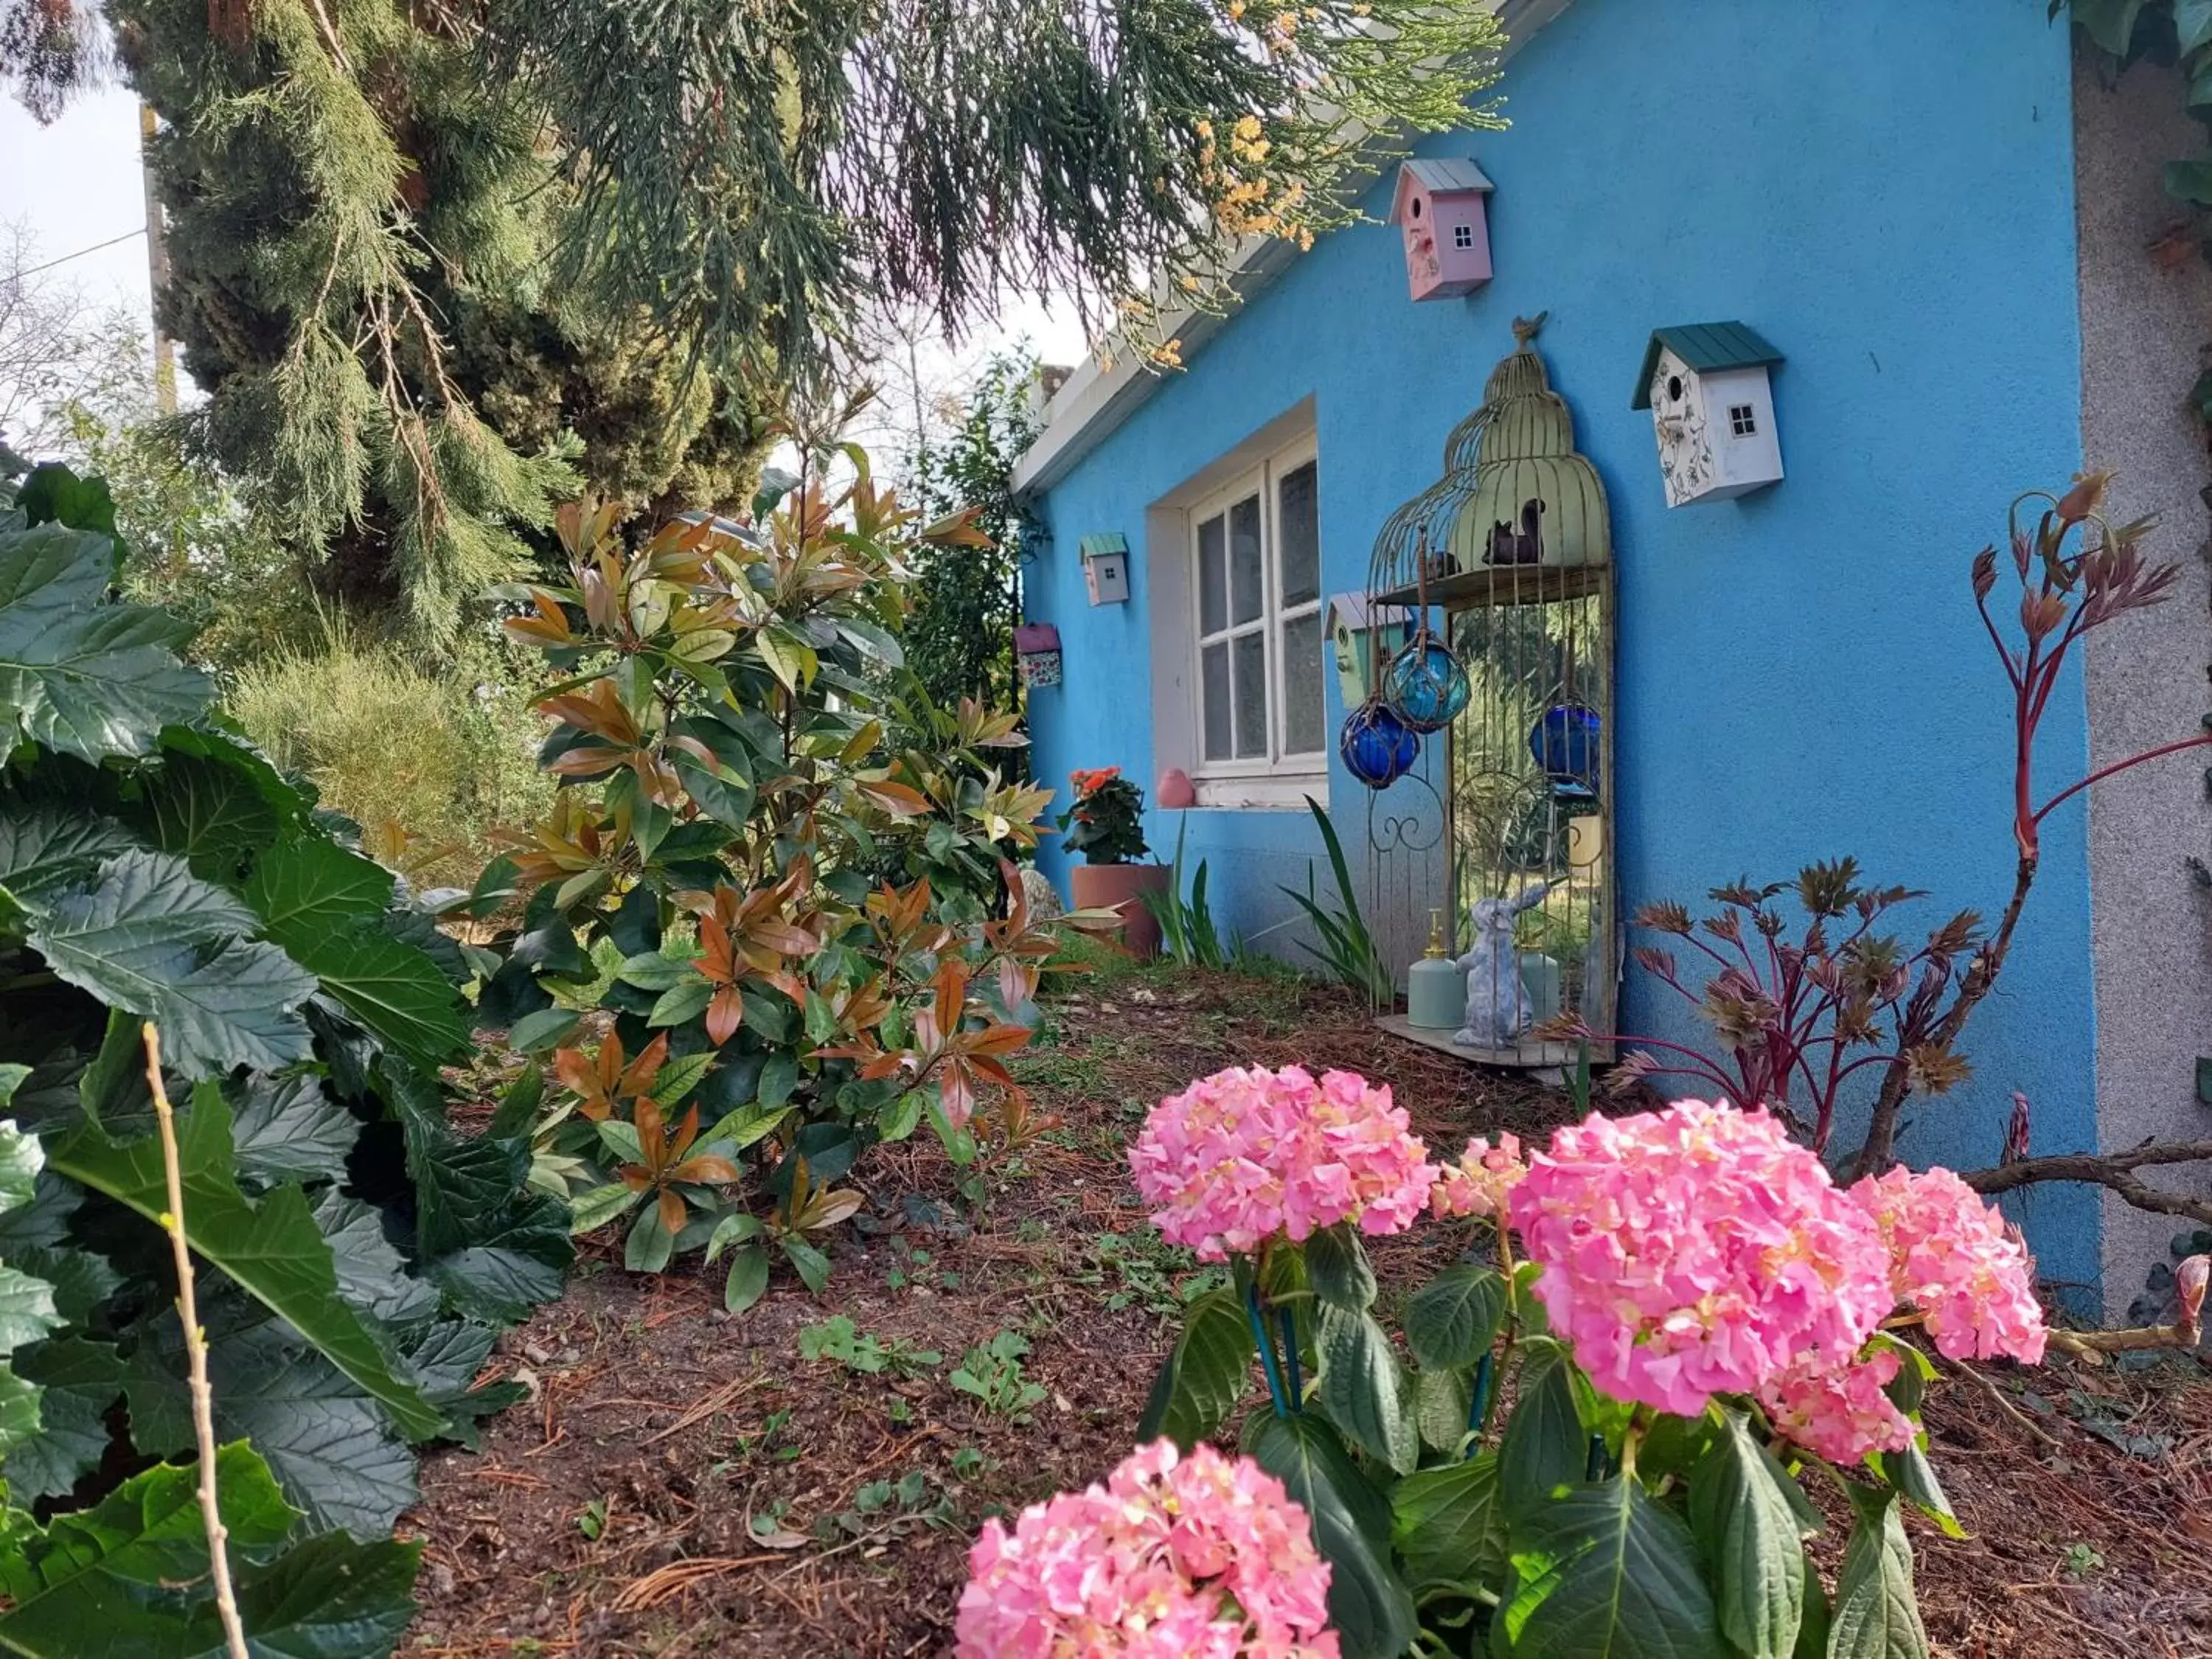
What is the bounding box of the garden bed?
[404,959,2212,1658]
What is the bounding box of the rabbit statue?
[1453,883,1554,1049]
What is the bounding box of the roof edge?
[1009,0,1577,497]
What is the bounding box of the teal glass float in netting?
[1340,701,1421,790]
[1531,703,1600,793]
[1382,636,1470,734]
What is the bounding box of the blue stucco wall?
[1026,0,2098,1290]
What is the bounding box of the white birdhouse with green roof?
[1632,323,1784,507]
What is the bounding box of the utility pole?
[139,102,175,417]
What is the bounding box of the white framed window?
[1729,403,1757,437]
[1187,437,1325,779]
[1453,222,1475,249]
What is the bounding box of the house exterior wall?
[2071,49,2212,1315]
[1023,0,2103,1292]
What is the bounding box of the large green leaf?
[3,1337,124,1501]
[1305,1223,1377,1312]
[311,1192,443,1335]
[0,522,211,764]
[1392,1451,1507,1602]
[1498,1346,1586,1524]
[47,1087,445,1440]
[0,1439,418,1658]
[243,834,394,938]
[1405,1263,1507,1371]
[229,1075,364,1191]
[387,1072,571,1328]
[130,751,282,886]
[29,849,317,1077]
[1251,1412,1415,1659]
[1315,1304,1416,1475]
[1135,1287,1255,1450]
[1500,1474,1722,1658]
[1827,1486,1929,1659]
[1688,1411,1808,1659]
[125,1312,418,1541]
[0,803,141,905]
[239,835,467,1070]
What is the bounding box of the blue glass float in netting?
[1531,703,1601,790]
[1340,701,1421,790]
[1382,637,1471,734]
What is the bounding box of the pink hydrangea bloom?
[1430,1133,1527,1220]
[954,1439,1339,1659]
[1850,1166,2046,1364]
[1756,1346,1915,1464]
[1129,1065,1435,1261]
[1508,1101,1894,1418]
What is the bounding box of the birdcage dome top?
[1369,316,1613,605]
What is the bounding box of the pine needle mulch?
[404,958,2212,1658]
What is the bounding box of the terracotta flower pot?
[1069,862,1172,958]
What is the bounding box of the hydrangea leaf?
[1688,1410,1807,1659]
[1315,1304,1418,1476]
[1499,1473,1721,1659]
[1404,1262,1507,1371]
[1134,1287,1253,1451]
[1391,1451,1506,1602]
[1828,1485,1930,1659]
[1250,1412,1414,1659]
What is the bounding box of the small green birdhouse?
[1327,593,1413,711]
[1080,533,1130,605]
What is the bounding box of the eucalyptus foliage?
[0,464,568,1653]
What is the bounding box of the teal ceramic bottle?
[1407,911,1464,1030]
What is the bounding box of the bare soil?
[404,957,2212,1658]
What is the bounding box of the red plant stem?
[2031,734,2212,828]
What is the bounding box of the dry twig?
[143,1023,250,1659]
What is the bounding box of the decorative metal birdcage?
[1360,313,1618,1065]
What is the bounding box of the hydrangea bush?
[975,1064,2052,1659]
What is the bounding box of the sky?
[0,85,156,320]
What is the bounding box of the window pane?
[1282,610,1324,755]
[1234,632,1267,758]
[1230,495,1263,625]
[1202,642,1231,761]
[1278,461,1319,609]
[1198,515,1227,636]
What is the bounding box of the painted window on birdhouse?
[1190,438,1325,771]
[1453,223,1474,249]
[1729,404,1756,437]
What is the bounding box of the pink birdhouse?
[1391,159,1495,302]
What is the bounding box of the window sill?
[1190,773,1329,810]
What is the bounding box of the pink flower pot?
[1069,863,1171,958]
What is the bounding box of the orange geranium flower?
[1069,765,1123,796]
